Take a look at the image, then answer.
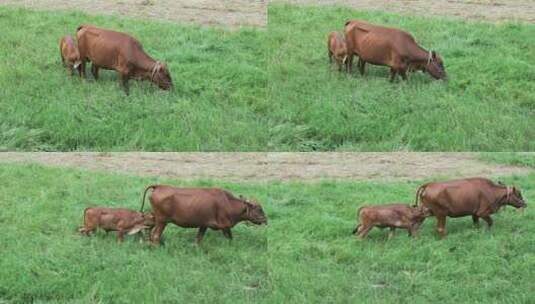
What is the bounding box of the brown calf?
[78,207,155,242]
[352,203,430,239]
[327,31,348,71]
[76,25,173,95]
[59,35,82,76]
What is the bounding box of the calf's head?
[150,62,173,90]
[142,212,156,227]
[241,197,268,225]
[425,51,446,80]
[411,205,432,224]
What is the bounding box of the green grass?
[1,163,534,302]
[0,6,269,151]
[480,152,535,169]
[267,4,535,151]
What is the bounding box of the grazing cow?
[327,31,349,71]
[76,24,173,95]
[352,203,430,239]
[344,20,446,81]
[140,185,268,245]
[415,177,526,238]
[78,207,155,242]
[59,35,82,76]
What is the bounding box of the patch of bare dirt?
[277,0,535,23]
[0,153,531,182]
[0,0,267,28]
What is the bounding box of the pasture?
[268,4,535,151]
[1,162,533,303]
[0,6,269,151]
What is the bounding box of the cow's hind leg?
[482,216,493,229]
[150,222,167,245]
[196,227,207,244]
[357,225,372,239]
[120,74,130,95]
[91,64,100,80]
[389,68,398,82]
[222,228,233,240]
[472,215,480,228]
[436,216,447,239]
[328,51,333,64]
[80,60,87,79]
[347,54,354,74]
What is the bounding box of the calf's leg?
[436,216,447,239]
[346,54,354,73]
[196,227,208,244]
[357,225,372,239]
[388,227,396,239]
[91,64,100,80]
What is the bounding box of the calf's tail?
[140,185,158,212]
[352,224,361,235]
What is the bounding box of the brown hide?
[59,35,81,76]
[141,185,267,244]
[415,177,526,238]
[344,20,446,81]
[353,203,430,239]
[327,31,348,71]
[76,25,172,94]
[78,207,155,242]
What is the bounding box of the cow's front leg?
[196,227,207,244]
[482,216,493,229]
[150,222,167,245]
[472,215,480,228]
[222,228,233,240]
[346,54,354,73]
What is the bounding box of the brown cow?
[415,177,526,238]
[78,207,155,242]
[59,35,82,76]
[344,20,446,81]
[140,185,267,245]
[327,31,348,71]
[352,203,430,239]
[76,25,173,95]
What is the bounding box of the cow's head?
[424,51,446,80]
[241,196,268,225]
[150,62,173,90]
[505,186,526,209]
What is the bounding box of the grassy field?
[268,4,535,151]
[0,6,269,151]
[1,162,533,303]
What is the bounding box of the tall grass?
[0,6,269,151]
[268,4,535,151]
[1,163,534,302]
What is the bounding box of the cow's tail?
[344,20,353,27]
[414,183,429,207]
[140,185,158,212]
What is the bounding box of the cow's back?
[422,178,494,216]
[150,186,228,228]
[77,25,143,69]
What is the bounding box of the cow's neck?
[408,43,431,65]
[489,186,509,212]
[228,198,248,225]
[133,55,158,80]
